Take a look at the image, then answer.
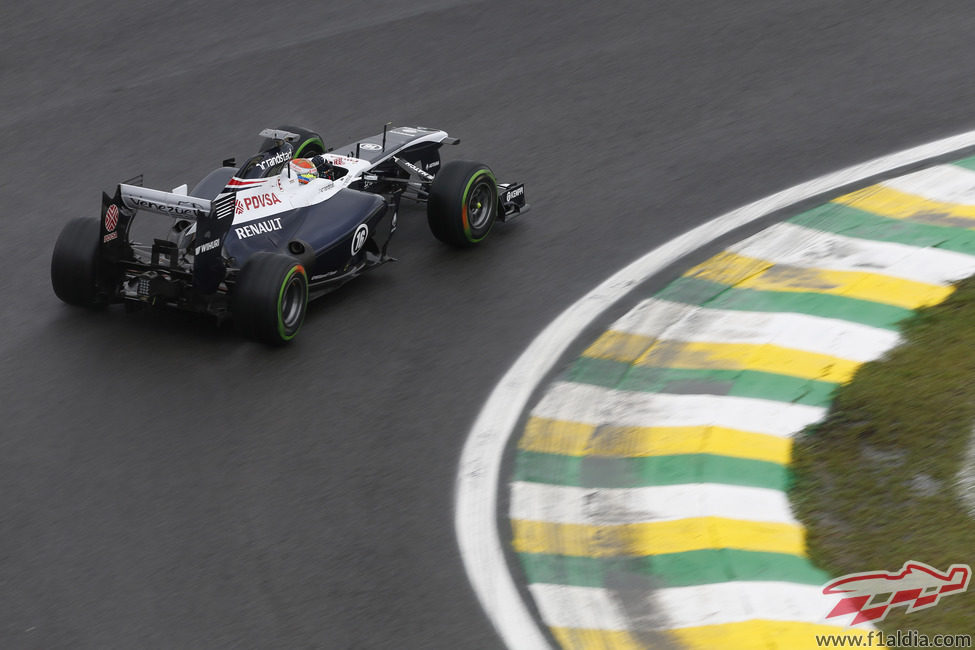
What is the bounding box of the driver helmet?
[289,158,318,185]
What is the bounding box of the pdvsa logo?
[238,193,283,212]
[823,560,971,625]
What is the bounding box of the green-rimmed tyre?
[51,216,109,308]
[427,160,498,247]
[259,125,325,158]
[233,252,309,345]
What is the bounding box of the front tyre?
[51,217,107,307]
[426,161,498,247]
[233,252,309,345]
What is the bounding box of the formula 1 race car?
[51,124,528,344]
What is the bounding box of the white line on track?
[454,130,975,650]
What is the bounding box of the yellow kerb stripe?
[835,184,975,227]
[549,626,648,650]
[684,251,952,310]
[549,623,880,650]
[520,417,792,465]
[512,517,805,557]
[671,620,882,649]
[583,330,656,363]
[583,336,860,383]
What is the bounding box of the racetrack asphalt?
[5,1,975,648]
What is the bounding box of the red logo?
[823,561,971,625]
[105,204,119,232]
[235,200,244,215]
[239,192,283,212]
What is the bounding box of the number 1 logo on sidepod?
[351,224,368,255]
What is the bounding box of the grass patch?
[791,275,975,635]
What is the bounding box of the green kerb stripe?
[951,156,975,172]
[517,550,829,589]
[788,203,975,255]
[566,357,839,407]
[655,277,913,331]
[514,450,792,490]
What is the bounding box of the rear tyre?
[51,217,108,307]
[233,252,309,345]
[426,161,498,247]
[260,125,325,158]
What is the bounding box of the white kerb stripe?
[730,222,975,285]
[509,482,799,526]
[880,164,975,204]
[528,583,871,631]
[655,582,875,629]
[528,584,632,631]
[532,382,827,438]
[609,299,901,362]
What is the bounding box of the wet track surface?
[4,2,975,647]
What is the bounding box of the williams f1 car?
[51,124,528,344]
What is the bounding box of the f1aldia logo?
[105,204,119,232]
[823,560,971,625]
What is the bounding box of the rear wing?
[101,183,235,293]
[119,184,211,218]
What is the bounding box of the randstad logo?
[823,560,971,625]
